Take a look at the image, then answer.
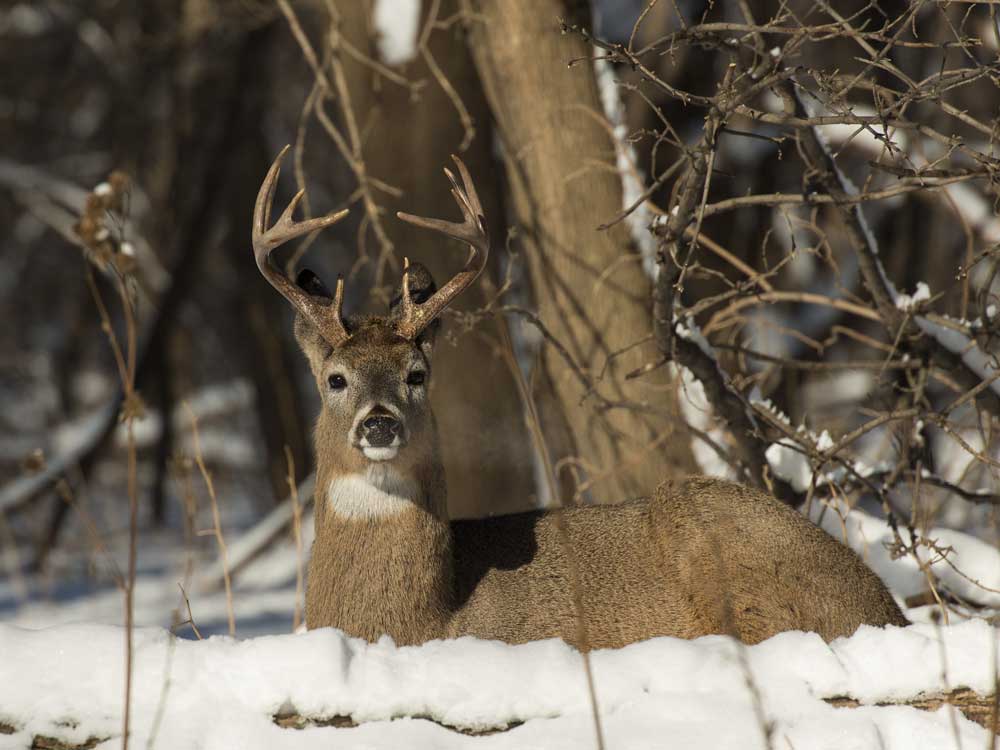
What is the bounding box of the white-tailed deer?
[253,146,907,649]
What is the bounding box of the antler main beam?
[252,146,351,348]
[395,155,490,340]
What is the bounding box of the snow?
[3,528,305,642]
[595,52,658,279]
[673,316,763,479]
[1,378,258,517]
[750,413,1000,608]
[789,87,900,311]
[1,619,996,750]
[765,440,813,492]
[941,180,1000,245]
[198,480,315,592]
[675,316,728,366]
[372,0,420,66]
[814,104,910,156]
[895,282,931,311]
[675,365,737,479]
[4,444,996,750]
[914,313,1000,400]
[0,402,115,515]
[810,499,1000,609]
[116,378,258,465]
[766,428,843,492]
[791,88,1000,400]
[751,395,840,493]
[757,428,998,599]
[3,474,997,750]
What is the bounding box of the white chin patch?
[363,446,399,462]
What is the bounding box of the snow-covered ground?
[1,617,997,749]
[1,490,999,749]
[1,511,310,640]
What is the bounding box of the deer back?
[445,476,906,648]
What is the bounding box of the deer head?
[252,146,489,479]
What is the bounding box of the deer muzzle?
[356,409,405,461]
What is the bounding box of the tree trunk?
[461,0,696,503]
[330,0,538,517]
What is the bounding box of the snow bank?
[1,620,996,749]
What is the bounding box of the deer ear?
[389,262,440,349]
[389,262,437,309]
[293,313,333,374]
[296,268,332,300]
[292,269,334,369]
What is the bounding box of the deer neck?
[308,412,453,644]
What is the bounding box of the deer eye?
[328,374,347,391]
[406,370,426,387]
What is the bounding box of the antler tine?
[252,146,351,348]
[394,155,489,340]
[447,154,484,224]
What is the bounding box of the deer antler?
[395,155,489,340]
[253,145,351,348]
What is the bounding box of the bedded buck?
[253,146,907,649]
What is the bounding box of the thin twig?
[186,404,236,637]
[285,446,306,632]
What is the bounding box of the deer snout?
[355,407,406,461]
[362,414,401,447]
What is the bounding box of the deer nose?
[361,414,401,448]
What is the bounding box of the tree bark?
[461,0,696,503]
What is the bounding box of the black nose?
[361,414,401,448]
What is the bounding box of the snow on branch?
[783,80,1000,412]
[666,316,786,496]
[593,51,658,279]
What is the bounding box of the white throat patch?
[327,465,419,520]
